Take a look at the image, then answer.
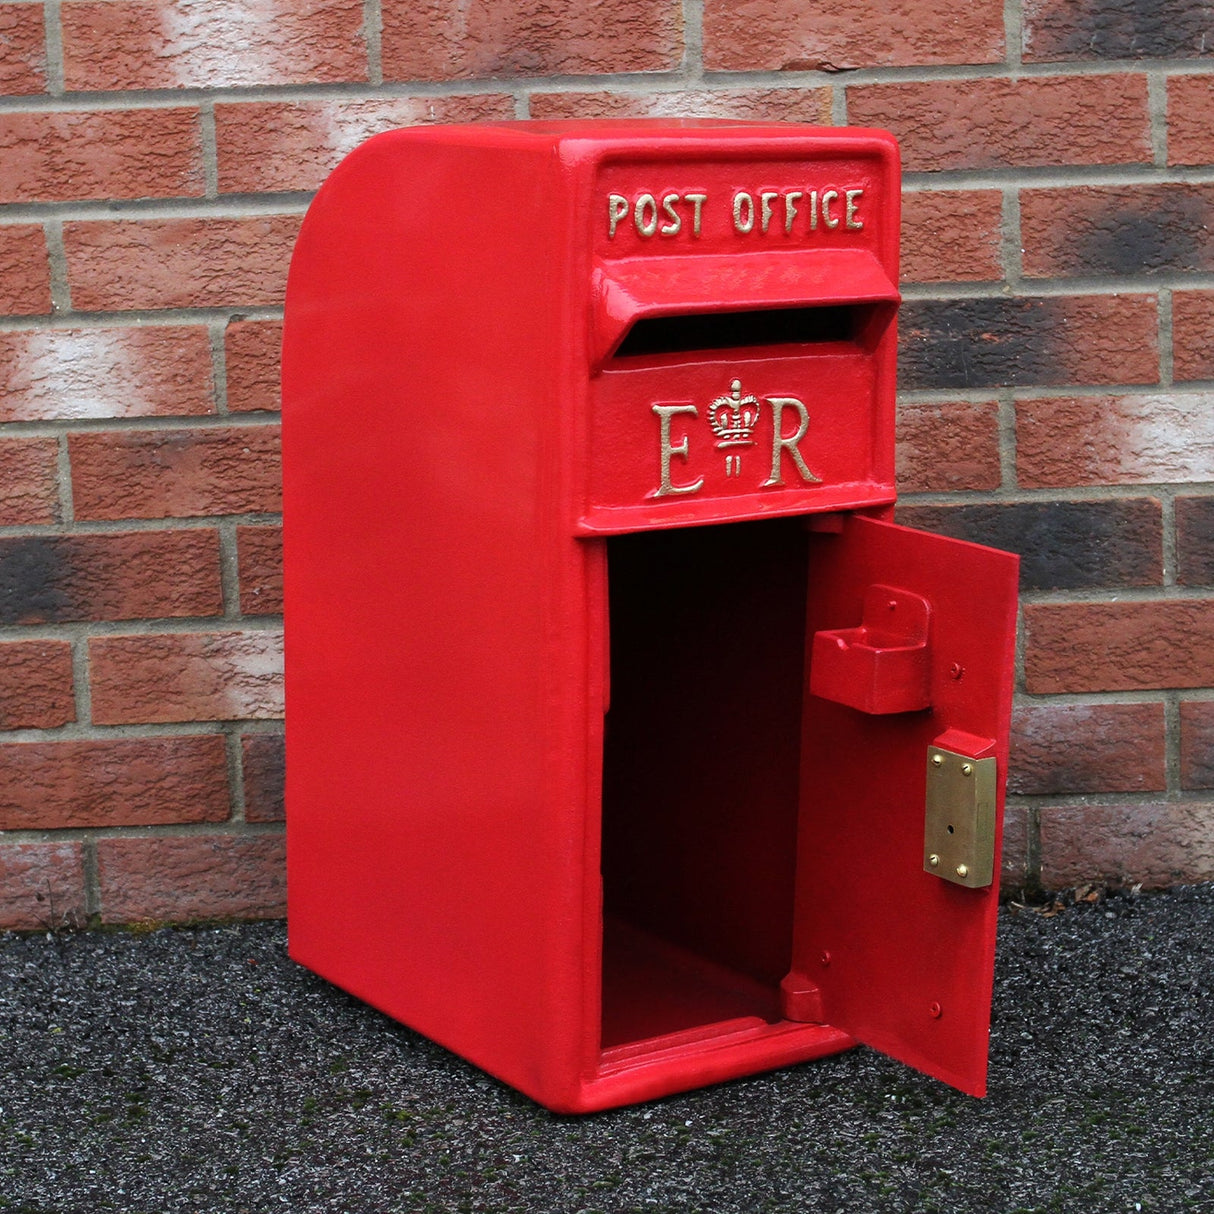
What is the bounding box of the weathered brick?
[0,639,74,729]
[1176,495,1214,585]
[241,731,284,822]
[0,843,86,931]
[528,88,832,123]
[901,190,1002,283]
[1023,0,1214,61]
[1168,74,1214,166]
[0,436,58,524]
[237,525,281,615]
[96,833,285,923]
[0,326,214,421]
[703,0,1003,70]
[0,530,221,624]
[216,95,514,194]
[847,76,1149,172]
[1040,802,1214,889]
[0,225,51,315]
[61,0,367,91]
[894,400,1001,493]
[0,735,229,830]
[1025,599,1214,693]
[1021,184,1214,278]
[224,320,280,414]
[1179,700,1214,789]
[0,4,47,95]
[381,0,682,80]
[896,499,1162,590]
[899,295,1158,391]
[1172,290,1214,381]
[89,629,284,724]
[1017,394,1214,489]
[63,215,301,311]
[69,425,281,520]
[1009,701,1166,795]
[1000,802,1029,891]
[0,108,203,204]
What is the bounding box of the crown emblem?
[708,379,761,448]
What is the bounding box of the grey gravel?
[1,886,1212,1214]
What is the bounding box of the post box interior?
[600,516,813,1051]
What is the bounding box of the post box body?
[283,122,1019,1113]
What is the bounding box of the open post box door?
[791,513,1019,1096]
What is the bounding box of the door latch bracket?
[924,735,996,889]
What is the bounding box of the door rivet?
[956,863,969,878]
[928,1001,942,1018]
[961,763,973,777]
[931,754,944,767]
[928,853,940,867]
[819,950,831,967]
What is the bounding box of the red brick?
[0,225,52,315]
[96,833,285,923]
[69,425,281,520]
[1024,0,1214,62]
[1016,394,1214,489]
[899,295,1158,391]
[703,0,1003,70]
[1176,495,1214,585]
[216,95,514,195]
[0,842,86,931]
[0,735,229,830]
[89,628,283,724]
[1180,700,1214,789]
[848,76,1149,172]
[0,529,221,624]
[0,639,74,729]
[901,190,1002,283]
[0,4,47,95]
[1040,802,1214,889]
[0,436,58,524]
[1021,184,1214,278]
[224,319,280,414]
[1172,290,1214,382]
[1168,74,1214,166]
[1000,802,1029,892]
[241,731,284,822]
[1009,701,1166,795]
[237,524,281,615]
[0,326,214,421]
[528,88,832,123]
[383,0,681,79]
[61,0,366,91]
[1025,599,1214,693]
[0,108,203,204]
[894,400,1001,493]
[63,215,301,311]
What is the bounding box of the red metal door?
[789,513,1019,1096]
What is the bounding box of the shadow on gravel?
[0,885,1211,1214]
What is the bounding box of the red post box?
[282,121,1019,1113]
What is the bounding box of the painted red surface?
[282,121,1018,1112]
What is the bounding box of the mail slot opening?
[600,518,809,1050]
[613,304,860,359]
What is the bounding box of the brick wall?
[0,0,1211,927]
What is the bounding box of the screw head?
[931,754,944,767]
[961,762,974,777]
[928,853,940,867]
[928,1001,943,1019]
[956,863,969,878]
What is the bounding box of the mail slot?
[282,121,1019,1113]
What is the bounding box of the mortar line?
[1004,0,1023,74]
[1000,186,1022,289]
[224,727,248,822]
[218,518,242,619]
[199,100,219,198]
[1160,488,1178,587]
[42,218,70,313]
[1147,69,1169,168]
[997,389,1018,490]
[1163,692,1182,794]
[682,0,704,81]
[0,821,286,844]
[209,318,230,414]
[81,837,100,923]
[1158,287,1174,387]
[832,79,848,127]
[41,0,64,96]
[363,0,383,87]
[53,429,73,525]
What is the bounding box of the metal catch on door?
[924,737,997,889]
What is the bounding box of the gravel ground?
[0,885,1211,1214]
